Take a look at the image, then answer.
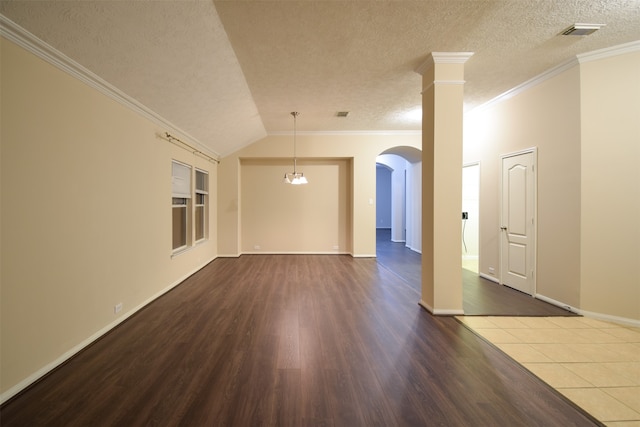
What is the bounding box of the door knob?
[500,226,507,230]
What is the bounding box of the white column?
[417,52,473,315]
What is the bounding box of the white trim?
[0,256,218,405]
[171,243,191,258]
[406,245,422,254]
[535,293,640,328]
[473,58,578,113]
[472,40,640,114]
[243,251,351,255]
[501,146,539,160]
[534,293,578,314]
[462,161,481,268]
[418,300,464,316]
[463,161,481,168]
[434,308,466,316]
[479,272,500,284]
[0,14,219,159]
[415,52,474,75]
[419,300,434,313]
[268,130,422,137]
[220,252,369,258]
[194,237,209,246]
[577,309,640,328]
[431,52,475,64]
[577,40,640,64]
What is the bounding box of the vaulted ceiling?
[1,1,639,156]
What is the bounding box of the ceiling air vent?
[561,23,605,36]
[336,111,350,117]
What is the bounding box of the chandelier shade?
[283,171,308,185]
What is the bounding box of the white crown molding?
[471,40,640,114]
[268,130,422,136]
[577,39,640,63]
[431,52,475,64]
[471,57,579,114]
[0,14,219,159]
[415,52,474,75]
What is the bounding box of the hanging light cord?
[283,111,307,184]
[292,111,299,173]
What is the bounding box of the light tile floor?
[456,316,640,426]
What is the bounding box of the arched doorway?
[375,146,422,292]
[376,146,422,255]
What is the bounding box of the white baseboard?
[391,239,406,243]
[406,245,422,254]
[534,294,577,313]
[224,251,370,258]
[479,272,500,284]
[242,251,350,255]
[434,308,465,316]
[535,293,640,327]
[0,256,217,405]
[577,309,640,328]
[419,300,434,313]
[418,300,464,316]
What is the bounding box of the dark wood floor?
[375,229,576,316]
[2,253,598,425]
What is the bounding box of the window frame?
[171,160,192,254]
[194,168,209,243]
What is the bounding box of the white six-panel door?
[500,149,536,295]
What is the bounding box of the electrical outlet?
[488,267,495,275]
[114,303,123,314]
[254,245,261,250]
[462,212,469,220]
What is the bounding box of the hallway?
[375,228,576,316]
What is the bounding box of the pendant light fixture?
[283,111,308,185]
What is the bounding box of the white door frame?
[499,147,537,296]
[462,161,480,271]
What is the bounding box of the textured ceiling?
[2,0,639,156]
[0,0,266,156]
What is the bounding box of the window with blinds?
[195,169,208,242]
[172,161,191,252]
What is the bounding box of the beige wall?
[241,158,352,253]
[0,38,218,399]
[464,49,640,322]
[218,134,421,257]
[579,51,640,320]
[464,65,583,307]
